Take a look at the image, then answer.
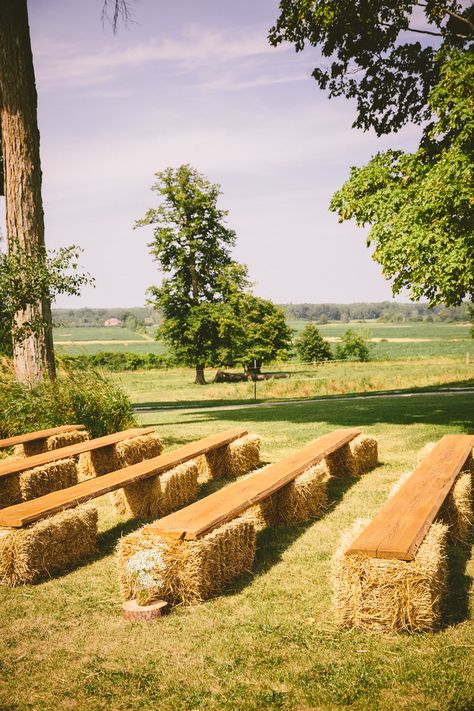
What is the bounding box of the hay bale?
[196,447,229,483]
[238,496,279,530]
[14,440,47,458]
[117,517,256,606]
[439,471,473,545]
[417,442,436,463]
[275,461,329,527]
[332,519,448,633]
[114,433,163,467]
[18,459,78,502]
[226,435,261,478]
[46,430,90,451]
[112,461,199,519]
[0,505,98,587]
[325,443,357,478]
[77,452,96,480]
[349,435,378,475]
[82,445,117,477]
[0,474,21,508]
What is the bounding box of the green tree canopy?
[269,0,473,135]
[223,294,293,373]
[330,51,474,306]
[335,328,371,361]
[136,165,249,384]
[295,324,332,363]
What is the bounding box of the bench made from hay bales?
[333,434,474,633]
[0,425,86,458]
[196,433,261,482]
[0,429,247,586]
[117,429,368,607]
[0,427,155,508]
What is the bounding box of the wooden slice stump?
[121,599,168,621]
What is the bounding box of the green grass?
[289,320,472,340]
[1,393,473,709]
[116,359,473,408]
[53,327,149,342]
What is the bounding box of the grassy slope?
[1,393,474,710]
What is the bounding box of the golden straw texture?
[332,519,448,633]
[19,459,78,502]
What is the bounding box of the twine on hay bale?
[112,460,199,519]
[0,474,21,509]
[0,505,98,587]
[19,459,78,502]
[332,519,448,634]
[117,517,256,607]
[275,461,329,527]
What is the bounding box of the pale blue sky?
[7,0,424,307]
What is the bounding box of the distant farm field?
[53,322,472,361]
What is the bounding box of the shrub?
[335,329,371,362]
[295,324,332,362]
[0,360,136,439]
[59,351,174,371]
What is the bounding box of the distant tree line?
[280,302,470,323]
[52,307,161,331]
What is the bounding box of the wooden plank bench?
[345,434,474,561]
[0,428,248,527]
[0,427,155,481]
[0,425,86,450]
[145,428,361,540]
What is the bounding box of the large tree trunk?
[195,365,206,385]
[0,0,56,384]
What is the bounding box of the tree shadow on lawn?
[443,543,473,628]
[154,392,473,433]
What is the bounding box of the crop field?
[1,393,473,710]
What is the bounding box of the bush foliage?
[0,361,136,438]
[335,329,371,362]
[60,351,174,372]
[295,324,332,362]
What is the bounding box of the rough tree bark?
[0,0,56,384]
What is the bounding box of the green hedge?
[59,351,174,372]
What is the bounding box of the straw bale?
[0,474,21,508]
[417,442,436,463]
[349,435,378,475]
[0,505,98,587]
[332,519,448,633]
[226,435,261,478]
[238,496,279,530]
[112,461,199,519]
[438,471,473,545]
[275,461,329,527]
[19,458,78,502]
[78,452,96,480]
[14,440,47,458]
[196,447,229,483]
[325,443,357,478]
[82,445,117,477]
[114,433,163,467]
[117,518,256,606]
[46,430,90,451]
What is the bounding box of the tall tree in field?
[0,0,54,383]
[0,0,132,384]
[136,165,248,384]
[269,1,473,306]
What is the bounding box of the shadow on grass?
[146,391,474,434]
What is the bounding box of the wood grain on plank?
[346,434,474,561]
[0,428,247,527]
[0,427,155,479]
[0,424,85,449]
[146,428,361,540]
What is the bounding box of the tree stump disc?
[121,599,168,621]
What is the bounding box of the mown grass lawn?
[1,392,473,710]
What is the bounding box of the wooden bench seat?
[0,425,85,450]
[345,434,474,561]
[145,428,361,540]
[0,427,155,480]
[0,428,248,527]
